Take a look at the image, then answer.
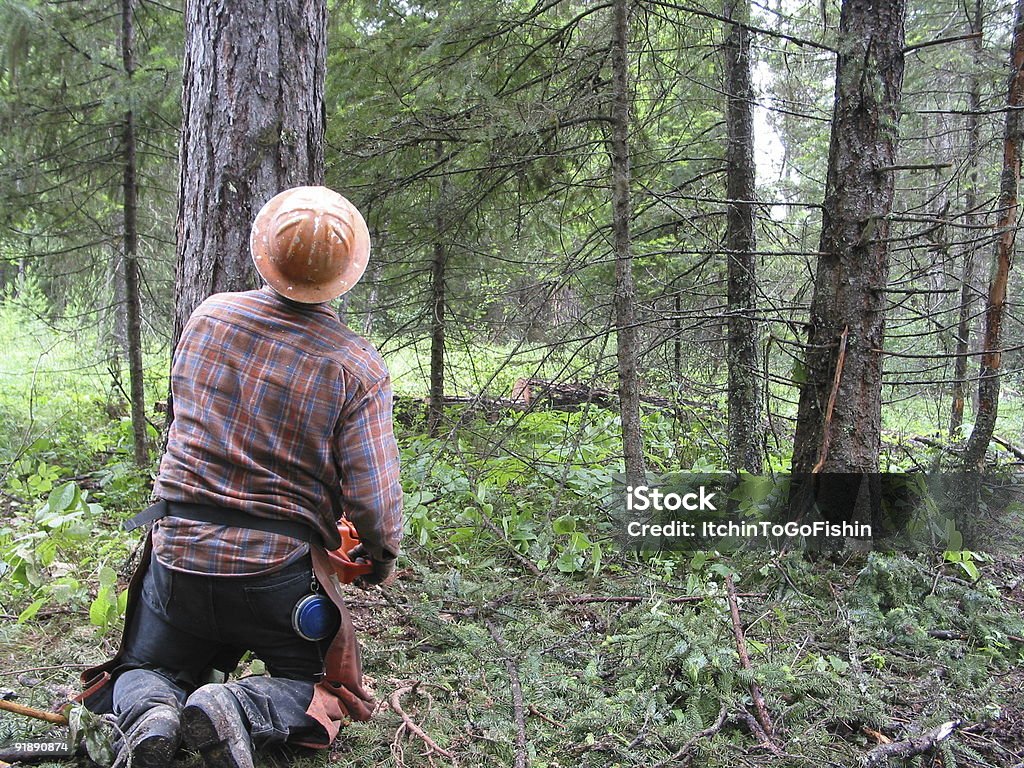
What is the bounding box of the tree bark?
[428,140,447,437]
[961,0,1024,470]
[173,0,327,347]
[610,0,647,488]
[949,0,984,437]
[792,0,906,473]
[723,0,763,473]
[122,0,147,467]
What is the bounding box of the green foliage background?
[2,0,1024,765]
[1,298,1023,766]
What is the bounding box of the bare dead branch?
[643,0,838,51]
[724,575,775,741]
[862,720,962,765]
[485,621,529,768]
[904,32,982,53]
[652,705,729,768]
[812,326,849,474]
[388,683,454,760]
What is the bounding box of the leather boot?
[180,684,254,768]
[123,704,180,768]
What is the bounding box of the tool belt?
[125,499,325,549]
[125,499,372,583]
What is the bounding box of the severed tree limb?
[651,705,729,768]
[862,720,962,765]
[388,684,453,760]
[0,699,68,726]
[724,575,775,740]
[485,621,528,768]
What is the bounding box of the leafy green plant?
[89,564,128,631]
[546,513,602,575]
[1,480,128,632]
[943,548,983,581]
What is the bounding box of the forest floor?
[2,540,1023,768]
[3,315,1024,766]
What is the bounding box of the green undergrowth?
[330,547,1024,768]
[3,544,1023,767]
[3,308,1024,766]
[3,400,1024,766]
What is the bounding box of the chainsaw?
[326,517,374,584]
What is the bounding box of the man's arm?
[334,375,403,564]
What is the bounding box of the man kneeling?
[80,186,403,768]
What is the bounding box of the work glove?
[346,544,395,588]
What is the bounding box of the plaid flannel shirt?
[152,287,403,576]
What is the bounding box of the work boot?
[180,684,254,768]
[123,704,181,768]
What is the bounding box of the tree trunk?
[949,0,984,437]
[961,0,1024,470]
[791,0,906,473]
[362,227,382,337]
[723,0,762,473]
[427,141,447,437]
[673,293,682,389]
[110,246,128,355]
[173,0,327,347]
[122,0,147,467]
[610,0,646,488]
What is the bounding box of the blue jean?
[112,551,334,748]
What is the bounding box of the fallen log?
[512,378,705,412]
[393,394,520,426]
[394,378,709,428]
[511,378,619,410]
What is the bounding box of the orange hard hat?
[250,186,370,304]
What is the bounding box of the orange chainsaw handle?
[326,517,374,584]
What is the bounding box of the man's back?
[154,286,402,574]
